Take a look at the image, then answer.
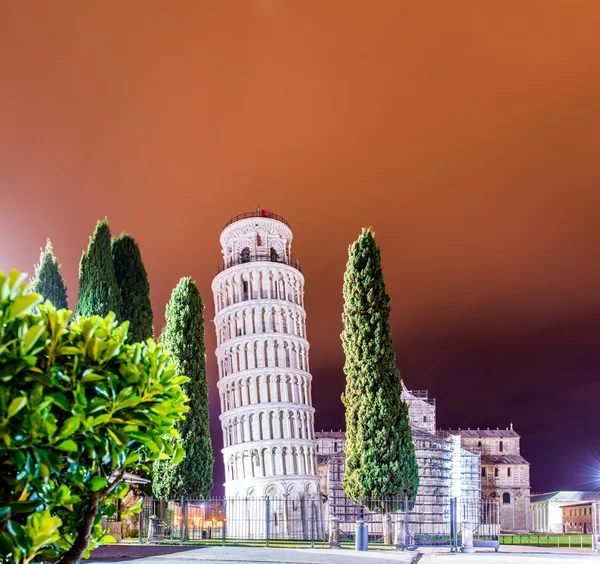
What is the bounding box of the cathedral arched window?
[241,247,251,263]
[270,247,279,262]
[499,441,504,452]
[503,493,511,504]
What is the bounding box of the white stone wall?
[212,215,320,501]
[402,389,436,433]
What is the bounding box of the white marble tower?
[212,209,320,537]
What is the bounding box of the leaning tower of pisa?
[212,209,321,538]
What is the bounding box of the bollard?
[355,520,368,551]
[461,521,475,553]
[394,519,406,551]
[329,517,340,548]
[138,498,144,544]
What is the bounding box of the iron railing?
[224,211,290,229]
[133,495,498,551]
[216,253,301,274]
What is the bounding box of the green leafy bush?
[0,270,189,564]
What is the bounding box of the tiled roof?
[444,428,520,438]
[481,454,529,465]
[531,491,600,504]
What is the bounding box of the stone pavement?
[90,545,414,563]
[90,545,600,564]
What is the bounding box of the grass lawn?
[500,534,593,548]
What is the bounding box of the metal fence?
[594,502,600,553]
[137,495,498,550]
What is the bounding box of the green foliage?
[76,220,121,320]
[340,229,419,513]
[29,240,68,310]
[153,277,213,499]
[0,269,188,564]
[111,234,153,343]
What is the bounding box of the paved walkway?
[90,545,414,563]
[90,545,600,564]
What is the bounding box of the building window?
[507,468,511,477]
[241,247,251,263]
[270,247,279,262]
[503,493,511,504]
[495,468,499,477]
[499,441,503,453]
[256,234,262,246]
[477,441,481,448]
[482,468,487,477]
[334,442,338,453]
[423,415,427,422]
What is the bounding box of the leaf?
[81,372,105,383]
[0,506,10,521]
[7,396,27,419]
[172,443,184,465]
[57,416,80,438]
[88,476,107,492]
[91,413,111,426]
[55,439,78,453]
[9,500,42,513]
[123,498,142,516]
[23,323,46,354]
[106,428,123,446]
[100,534,117,544]
[8,293,42,320]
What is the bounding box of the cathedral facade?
[443,427,531,532]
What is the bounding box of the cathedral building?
[316,389,482,533]
[442,427,531,532]
[212,209,321,537]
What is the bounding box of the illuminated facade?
[212,209,321,537]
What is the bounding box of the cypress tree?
[341,228,419,515]
[111,234,154,342]
[153,277,213,499]
[76,220,121,319]
[29,239,68,309]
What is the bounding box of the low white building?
[531,491,600,533]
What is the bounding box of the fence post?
[180,497,185,544]
[404,495,410,550]
[450,497,457,552]
[222,498,227,546]
[138,497,144,544]
[311,496,315,548]
[265,497,271,548]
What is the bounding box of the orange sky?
[1,1,599,492]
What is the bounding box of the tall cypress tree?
[153,277,213,499]
[29,239,68,310]
[76,220,121,319]
[111,234,153,342]
[341,228,419,514]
